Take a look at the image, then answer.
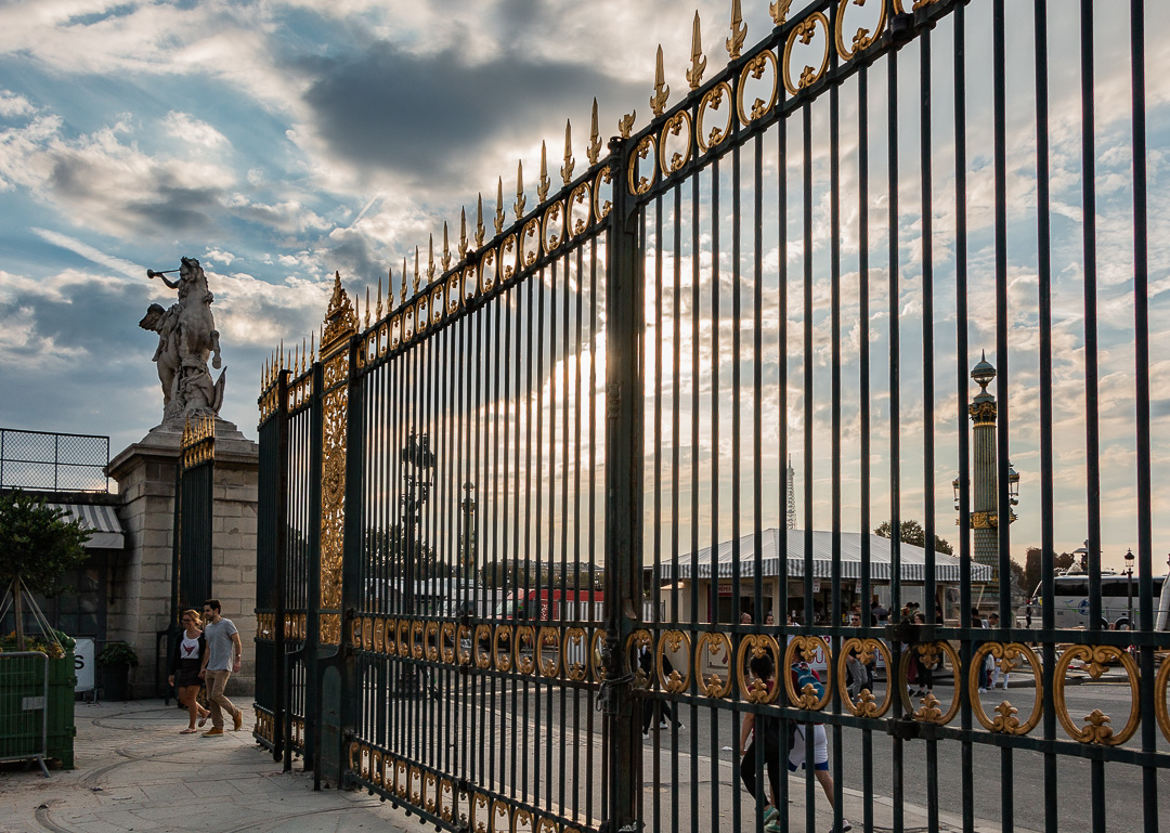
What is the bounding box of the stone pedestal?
[107,419,258,698]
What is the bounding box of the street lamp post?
[1124,547,1135,628]
[398,429,435,698]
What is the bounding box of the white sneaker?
[826,819,852,833]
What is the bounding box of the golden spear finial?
[618,111,636,139]
[687,11,707,89]
[561,119,575,185]
[376,272,383,319]
[310,329,315,363]
[427,233,436,281]
[442,222,452,271]
[477,193,487,245]
[514,160,527,219]
[494,178,505,234]
[588,98,602,165]
[651,44,670,116]
[278,339,283,372]
[726,0,746,60]
[301,337,307,373]
[364,286,371,327]
[537,140,551,202]
[401,256,407,302]
[459,208,469,258]
[769,0,792,26]
[413,246,420,293]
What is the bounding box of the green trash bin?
[46,646,76,769]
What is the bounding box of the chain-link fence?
[0,428,110,492]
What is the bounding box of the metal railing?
[0,651,50,777]
[0,428,110,493]
[253,1,1168,832]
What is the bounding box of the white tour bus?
[1031,571,1170,630]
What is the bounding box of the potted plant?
[97,641,139,701]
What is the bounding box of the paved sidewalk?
[0,699,1040,833]
[0,700,414,833]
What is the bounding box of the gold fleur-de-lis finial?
[560,119,575,185]
[587,98,602,165]
[687,11,707,89]
[376,271,384,319]
[514,160,527,218]
[769,0,792,26]
[477,193,487,245]
[651,44,670,116]
[459,208,469,258]
[618,111,636,139]
[442,221,452,271]
[400,256,408,302]
[537,141,551,202]
[413,246,421,293]
[302,337,309,372]
[726,0,746,60]
[294,341,300,375]
[310,329,315,363]
[494,177,505,234]
[427,233,436,281]
[364,286,370,327]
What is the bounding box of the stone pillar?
[108,421,258,698]
[968,355,999,608]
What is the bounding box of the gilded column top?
[321,271,357,358]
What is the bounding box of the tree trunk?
[12,576,26,651]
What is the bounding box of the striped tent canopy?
[49,502,125,550]
[657,528,992,584]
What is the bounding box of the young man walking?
[199,598,244,736]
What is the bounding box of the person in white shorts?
[788,661,851,833]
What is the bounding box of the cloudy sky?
[1,1,1167,573]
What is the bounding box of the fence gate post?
[602,135,645,833]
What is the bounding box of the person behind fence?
[198,599,244,736]
[738,653,784,833]
[168,609,211,733]
[788,656,852,833]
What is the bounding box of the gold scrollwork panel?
[1155,655,1170,743]
[565,627,588,681]
[537,627,561,677]
[657,629,691,693]
[1053,645,1141,745]
[736,49,779,125]
[515,625,537,675]
[590,627,607,682]
[658,112,693,178]
[836,637,893,718]
[626,628,653,688]
[897,641,961,724]
[626,136,656,196]
[969,642,1043,735]
[834,0,887,62]
[782,12,831,95]
[697,82,734,152]
[738,634,782,704]
[783,635,832,711]
[695,631,734,698]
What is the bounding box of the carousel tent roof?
[657,528,992,584]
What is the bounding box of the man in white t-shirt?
[198,599,243,736]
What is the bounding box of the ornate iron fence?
[254,1,1168,831]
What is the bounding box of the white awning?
[657,528,992,584]
[49,503,125,550]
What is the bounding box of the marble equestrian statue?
[139,256,226,427]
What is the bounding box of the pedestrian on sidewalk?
[787,658,852,833]
[738,653,784,833]
[199,599,244,737]
[168,608,210,733]
[987,613,1008,689]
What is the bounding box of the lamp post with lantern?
[1124,547,1135,628]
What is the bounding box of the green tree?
[0,490,90,648]
[874,519,954,555]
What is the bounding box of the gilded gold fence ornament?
[618,111,636,139]
[627,629,653,687]
[837,638,893,717]
[969,642,1042,735]
[514,160,527,218]
[687,11,707,89]
[561,119,575,185]
[697,82,733,151]
[590,628,607,682]
[627,135,656,195]
[458,208,469,258]
[1053,645,1141,745]
[897,641,960,724]
[537,141,551,202]
[835,0,885,61]
[782,12,831,94]
[515,625,537,674]
[400,256,407,303]
[587,98,602,165]
[736,49,779,124]
[783,635,831,710]
[737,634,781,703]
[593,166,613,220]
[495,177,506,234]
[770,0,792,26]
[657,630,691,693]
[537,627,561,676]
[441,222,452,270]
[565,627,587,680]
[412,246,420,294]
[427,234,436,281]
[695,631,733,698]
[651,44,670,116]
[1154,657,1170,743]
[494,624,513,671]
[375,275,383,320]
[726,0,746,60]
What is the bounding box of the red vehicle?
[494,588,604,622]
